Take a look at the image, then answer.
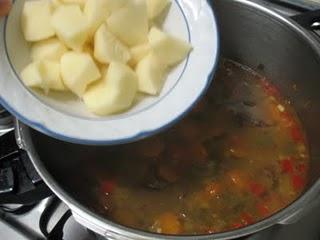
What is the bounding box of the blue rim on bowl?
[0,0,220,145]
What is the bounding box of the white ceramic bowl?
[0,0,219,145]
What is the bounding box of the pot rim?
[16,0,320,238]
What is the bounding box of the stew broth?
[91,60,309,235]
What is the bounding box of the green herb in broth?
[90,59,309,235]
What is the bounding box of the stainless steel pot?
[14,0,320,239]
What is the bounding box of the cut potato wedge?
[136,54,166,95]
[84,0,110,36]
[51,5,89,51]
[60,0,86,7]
[105,0,128,12]
[21,61,65,92]
[146,0,170,19]
[40,61,66,91]
[94,24,131,64]
[107,0,148,46]
[52,0,62,9]
[21,0,55,42]
[60,52,101,97]
[83,62,138,115]
[129,43,150,66]
[148,27,192,66]
[20,62,44,89]
[31,38,67,61]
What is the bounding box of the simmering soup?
[90,60,309,235]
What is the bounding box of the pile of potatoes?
[20,0,192,115]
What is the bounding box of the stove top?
[1,195,320,240]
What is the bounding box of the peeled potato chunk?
[31,38,67,61]
[94,24,131,64]
[52,0,62,9]
[40,61,66,91]
[20,62,44,89]
[60,0,86,7]
[84,0,110,36]
[51,5,89,51]
[107,0,148,46]
[60,52,101,97]
[148,27,192,66]
[146,0,170,19]
[83,62,138,115]
[105,0,128,12]
[21,0,55,42]
[129,43,150,66]
[136,54,166,95]
[21,61,65,92]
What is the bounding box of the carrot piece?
[152,212,182,234]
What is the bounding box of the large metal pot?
[14,0,320,239]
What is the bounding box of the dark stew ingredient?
[93,60,309,235]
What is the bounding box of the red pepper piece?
[100,180,115,194]
[256,203,270,217]
[231,222,243,229]
[280,158,294,174]
[261,80,280,97]
[291,175,304,191]
[279,111,294,127]
[249,182,266,197]
[290,127,304,143]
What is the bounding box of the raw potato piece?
[20,61,65,92]
[60,0,86,7]
[83,62,138,115]
[129,43,150,66]
[52,0,62,9]
[146,0,170,19]
[60,52,101,97]
[136,54,166,95]
[148,27,192,66]
[40,61,66,91]
[107,0,148,46]
[94,24,131,64]
[20,62,43,89]
[21,0,55,41]
[31,38,68,61]
[51,5,89,51]
[105,0,128,12]
[84,0,110,36]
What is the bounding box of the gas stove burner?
[0,105,13,134]
[0,131,52,205]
